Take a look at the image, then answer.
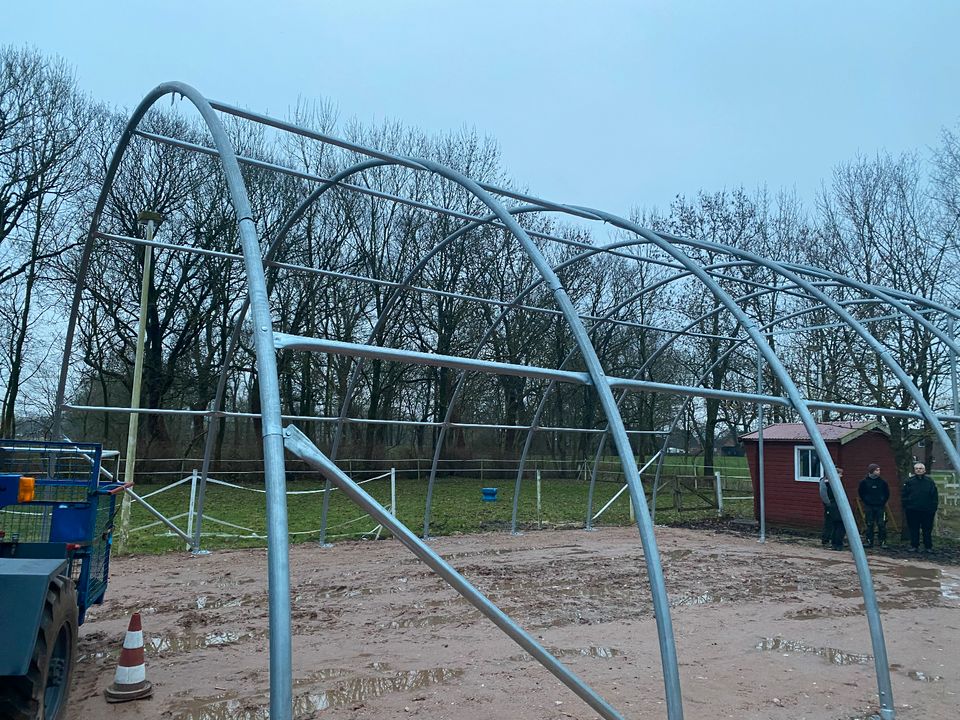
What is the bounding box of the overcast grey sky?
[5,1,959,217]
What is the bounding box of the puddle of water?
[941,572,960,601]
[874,565,960,600]
[380,615,457,629]
[756,637,872,666]
[880,565,940,590]
[172,668,464,720]
[907,670,943,682]
[509,646,622,662]
[149,631,256,654]
[671,592,721,607]
[193,595,248,610]
[292,668,352,685]
[79,631,258,663]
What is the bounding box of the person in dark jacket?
[819,468,846,550]
[902,462,939,552]
[858,463,890,548]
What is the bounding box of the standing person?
[858,463,890,548]
[819,468,845,547]
[818,468,846,551]
[902,462,939,553]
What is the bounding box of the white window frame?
[794,445,822,483]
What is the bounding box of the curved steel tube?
[54,83,295,719]
[57,84,960,720]
[272,175,687,714]
[191,158,390,550]
[578,210,898,719]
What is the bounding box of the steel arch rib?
[191,158,391,549]
[407,162,686,719]
[295,159,686,718]
[223,155,684,714]
[642,227,960,475]
[53,83,295,719]
[574,210,898,719]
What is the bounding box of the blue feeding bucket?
[481,487,498,502]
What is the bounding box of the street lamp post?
[118,210,163,551]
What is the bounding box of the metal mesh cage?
[0,440,120,621]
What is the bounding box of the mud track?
[67,527,959,719]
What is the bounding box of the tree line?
[3,45,960,480]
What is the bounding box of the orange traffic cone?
[103,612,153,703]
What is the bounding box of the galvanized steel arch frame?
[53,82,296,719]
[52,82,960,720]
[53,85,683,720]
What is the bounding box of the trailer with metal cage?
[0,440,127,720]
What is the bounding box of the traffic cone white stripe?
[114,663,146,686]
[122,630,143,649]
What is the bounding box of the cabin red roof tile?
[740,420,886,444]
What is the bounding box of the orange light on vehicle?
[18,476,35,503]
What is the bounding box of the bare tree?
[0,46,98,436]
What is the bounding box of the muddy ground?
[66,526,959,720]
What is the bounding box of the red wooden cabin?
[739,421,901,530]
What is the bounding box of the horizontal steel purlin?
[272,332,960,423]
[60,403,664,434]
[95,230,725,340]
[135,129,858,314]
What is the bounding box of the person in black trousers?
[902,462,939,553]
[819,468,846,550]
[820,468,845,547]
[858,463,890,548]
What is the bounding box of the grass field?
[118,455,960,554]
[121,471,754,554]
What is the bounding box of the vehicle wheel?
[0,576,78,720]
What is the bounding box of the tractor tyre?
[0,575,79,720]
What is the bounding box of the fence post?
[117,462,132,552]
[390,467,397,517]
[186,469,198,550]
[480,458,484,485]
[715,470,723,517]
[536,467,542,530]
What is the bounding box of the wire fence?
[125,468,397,548]
[117,454,759,553]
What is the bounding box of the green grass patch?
[119,474,747,555]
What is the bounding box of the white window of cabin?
[794,445,821,483]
